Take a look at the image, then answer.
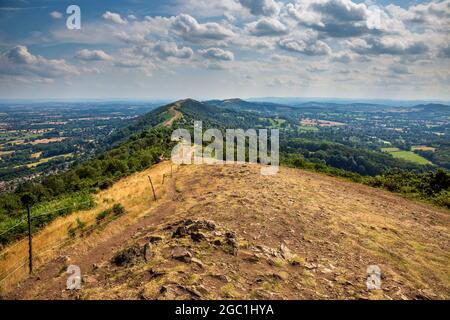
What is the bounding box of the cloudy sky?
[0,0,449,100]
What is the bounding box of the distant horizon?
[1,96,450,107]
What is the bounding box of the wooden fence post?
[26,204,33,274]
[147,176,157,201]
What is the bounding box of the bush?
[96,209,112,222]
[112,203,125,215]
[95,203,125,224]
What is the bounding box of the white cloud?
[102,11,128,25]
[278,38,331,56]
[238,0,281,17]
[348,37,428,56]
[0,46,79,81]
[49,11,63,19]
[153,42,193,59]
[199,47,234,61]
[172,14,235,42]
[75,49,113,61]
[246,17,288,36]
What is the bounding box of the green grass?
[0,192,95,246]
[387,150,432,165]
[298,126,319,132]
[381,147,400,152]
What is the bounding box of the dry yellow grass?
[0,161,175,294]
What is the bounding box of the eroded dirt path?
[163,102,182,127]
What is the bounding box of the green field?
[381,147,400,152]
[383,149,432,165]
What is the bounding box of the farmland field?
[386,150,432,165]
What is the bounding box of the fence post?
[147,176,157,201]
[26,204,33,274]
[171,165,173,177]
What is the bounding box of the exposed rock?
[280,243,293,260]
[148,235,163,244]
[191,257,205,268]
[171,247,192,263]
[144,243,153,262]
[195,285,209,296]
[149,268,166,279]
[172,226,188,238]
[112,245,143,266]
[82,275,97,284]
[190,232,207,242]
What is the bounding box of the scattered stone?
[112,245,143,266]
[144,243,153,262]
[190,232,207,242]
[280,243,293,260]
[82,275,97,284]
[171,247,192,263]
[241,252,260,263]
[148,235,163,244]
[272,271,289,281]
[304,262,317,270]
[211,274,229,283]
[172,226,188,238]
[149,268,166,279]
[195,285,209,296]
[191,257,205,268]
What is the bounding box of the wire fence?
[0,200,97,286]
[0,167,173,289]
[0,203,118,285]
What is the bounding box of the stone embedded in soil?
[190,232,207,242]
[144,243,153,262]
[148,235,163,244]
[280,243,293,260]
[171,247,192,262]
[112,245,143,266]
[191,257,205,268]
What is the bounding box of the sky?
[0,0,449,100]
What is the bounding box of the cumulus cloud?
[439,45,450,58]
[387,0,450,26]
[102,11,128,25]
[349,37,428,56]
[278,38,331,56]
[172,14,234,42]
[246,18,288,36]
[199,47,234,61]
[49,11,63,19]
[286,0,388,38]
[331,51,353,63]
[75,49,113,61]
[153,42,193,59]
[238,0,281,17]
[0,46,78,80]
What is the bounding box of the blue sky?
[0,0,449,100]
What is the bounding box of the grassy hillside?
[4,164,449,299]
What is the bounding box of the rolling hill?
[0,98,449,300]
